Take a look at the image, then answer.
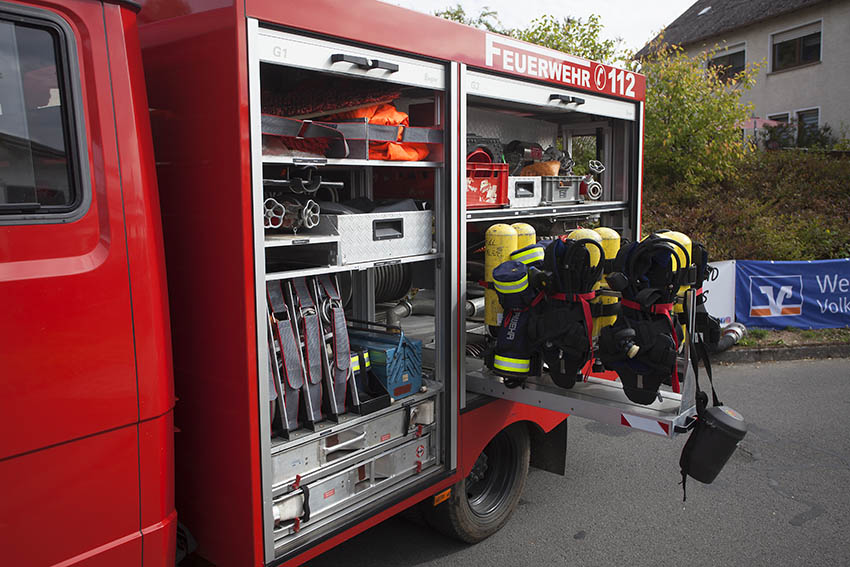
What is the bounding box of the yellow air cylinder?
[485,223,518,328]
[567,228,602,268]
[594,227,621,266]
[592,227,621,336]
[511,223,536,250]
[657,230,692,314]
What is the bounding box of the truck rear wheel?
[425,423,530,543]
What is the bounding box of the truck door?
[0,2,142,565]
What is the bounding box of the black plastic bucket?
[681,405,747,484]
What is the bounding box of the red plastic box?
[467,162,509,209]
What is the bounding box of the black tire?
[424,423,530,543]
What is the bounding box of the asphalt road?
[307,358,850,567]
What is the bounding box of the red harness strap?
[530,291,546,307]
[620,299,680,393]
[552,291,597,350]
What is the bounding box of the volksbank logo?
[749,275,803,317]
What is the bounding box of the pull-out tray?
[466,365,696,438]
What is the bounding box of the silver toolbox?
[324,210,434,265]
[507,176,542,208]
[540,175,582,205]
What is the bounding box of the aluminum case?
[323,210,434,265]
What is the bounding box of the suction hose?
[710,322,747,353]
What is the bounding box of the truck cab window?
[0,19,75,214]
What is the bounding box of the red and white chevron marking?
[620,414,671,436]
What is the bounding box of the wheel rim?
[466,431,519,519]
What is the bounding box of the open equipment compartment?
[463,69,637,230]
[249,21,457,558]
[460,66,698,437]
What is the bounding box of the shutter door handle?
[331,53,399,73]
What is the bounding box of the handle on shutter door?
[549,94,586,105]
[331,53,399,73]
[370,59,399,72]
[331,53,371,69]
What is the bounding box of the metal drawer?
[270,397,436,489]
[325,210,434,265]
[272,432,436,540]
[256,28,446,90]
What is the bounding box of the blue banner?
[735,259,850,329]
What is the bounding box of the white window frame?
[769,19,823,73]
[794,106,820,127]
[767,112,790,123]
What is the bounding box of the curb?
[714,343,850,363]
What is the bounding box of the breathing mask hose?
[656,231,693,314]
[623,239,685,306]
[562,238,605,294]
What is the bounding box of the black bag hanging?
[679,340,747,500]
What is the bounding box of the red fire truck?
[0,1,711,566]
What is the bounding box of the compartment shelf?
[264,252,440,281]
[262,155,444,168]
[465,200,629,222]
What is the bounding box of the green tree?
[513,14,626,65]
[435,8,757,192]
[435,7,627,64]
[434,5,507,34]
[640,39,759,189]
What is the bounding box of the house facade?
[640,0,850,139]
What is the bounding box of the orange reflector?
[433,488,451,506]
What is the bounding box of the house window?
[796,108,819,144]
[767,113,789,123]
[709,46,746,81]
[771,22,821,72]
[0,13,82,216]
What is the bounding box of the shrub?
[642,151,850,260]
[640,40,760,188]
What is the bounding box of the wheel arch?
[460,399,566,476]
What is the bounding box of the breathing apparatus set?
[597,233,690,404]
[484,225,605,389]
[480,225,746,497]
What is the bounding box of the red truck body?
[0,1,646,565]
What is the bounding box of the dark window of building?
[0,17,78,215]
[772,30,821,72]
[796,108,819,145]
[709,49,746,81]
